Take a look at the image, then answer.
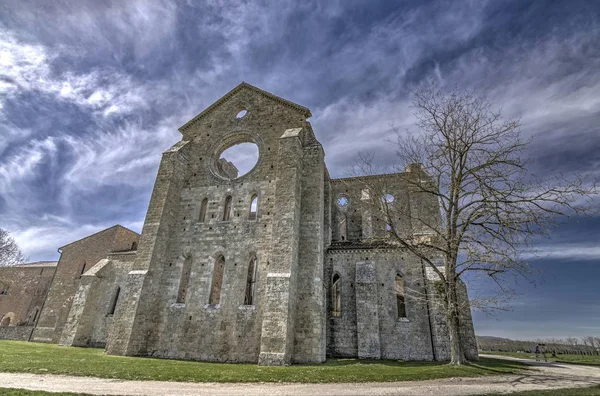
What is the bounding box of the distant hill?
[476,335,599,354]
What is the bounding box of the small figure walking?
[540,344,548,362]
[535,345,541,361]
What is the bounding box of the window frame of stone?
[209,254,226,306]
[331,272,342,318]
[248,193,259,221]
[28,306,40,325]
[243,255,258,305]
[223,195,233,221]
[107,286,121,315]
[176,255,193,304]
[395,274,407,319]
[338,213,348,241]
[199,197,208,223]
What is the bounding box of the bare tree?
[0,228,25,267]
[353,84,597,364]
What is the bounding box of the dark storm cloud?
[1,0,599,339]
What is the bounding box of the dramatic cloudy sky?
[1,0,599,340]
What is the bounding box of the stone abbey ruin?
[0,83,477,364]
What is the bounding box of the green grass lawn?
[3,386,600,396]
[0,341,525,383]
[0,390,85,396]
[481,351,600,367]
[475,385,600,395]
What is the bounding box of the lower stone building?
[0,261,57,340]
[2,83,478,364]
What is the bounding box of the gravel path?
[1,355,599,395]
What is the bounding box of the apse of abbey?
[0,83,478,365]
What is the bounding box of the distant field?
[480,351,600,366]
[0,341,525,384]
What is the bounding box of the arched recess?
[248,193,258,220]
[199,198,208,222]
[0,312,15,327]
[395,274,407,318]
[223,196,233,221]
[209,254,226,305]
[131,242,138,250]
[108,286,121,315]
[177,255,193,304]
[244,255,258,305]
[331,273,341,317]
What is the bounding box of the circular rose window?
[214,141,259,180]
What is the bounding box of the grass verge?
[0,390,86,396]
[0,341,524,383]
[475,385,600,395]
[481,351,600,367]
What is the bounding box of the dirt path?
[1,355,599,395]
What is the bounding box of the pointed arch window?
[249,194,258,220]
[395,274,407,318]
[199,198,208,222]
[332,273,341,317]
[177,255,192,304]
[223,196,232,221]
[108,286,121,315]
[244,256,258,305]
[209,255,225,305]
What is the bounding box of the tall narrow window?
[131,242,137,250]
[108,287,120,315]
[199,198,208,222]
[177,255,192,304]
[332,273,341,317]
[339,215,348,241]
[80,262,87,277]
[244,256,258,305]
[396,274,407,318]
[28,307,39,325]
[223,196,232,221]
[249,194,258,220]
[209,255,225,305]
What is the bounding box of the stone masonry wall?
[60,252,136,348]
[0,264,55,330]
[32,225,139,343]
[326,249,436,360]
[109,85,325,364]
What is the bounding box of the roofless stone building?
[1,83,477,364]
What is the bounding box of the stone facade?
[0,261,57,329]
[2,82,478,365]
[31,225,139,343]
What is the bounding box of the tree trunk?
[446,278,467,365]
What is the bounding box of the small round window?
[382,193,395,203]
[236,109,248,118]
[337,196,349,207]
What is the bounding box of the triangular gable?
[178,82,312,133]
[58,225,140,251]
